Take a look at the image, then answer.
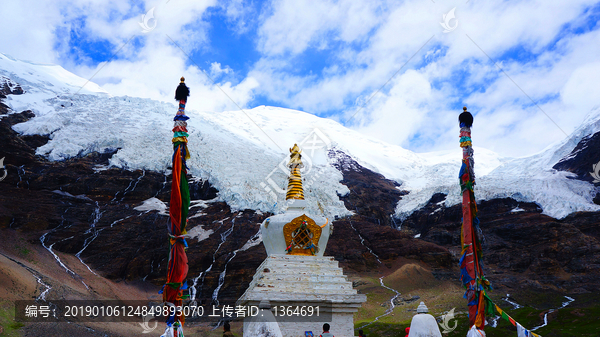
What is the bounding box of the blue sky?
[1,0,600,157]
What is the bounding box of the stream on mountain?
[349,219,402,329]
[531,296,575,331]
[190,215,235,307]
[36,172,150,297]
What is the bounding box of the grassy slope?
[352,262,600,337]
[0,301,24,337]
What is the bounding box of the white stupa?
[243,300,284,337]
[238,144,366,337]
[407,302,443,337]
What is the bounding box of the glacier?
[1,52,598,220]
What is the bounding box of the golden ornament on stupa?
[285,143,305,200]
[259,143,330,257]
[283,214,322,256]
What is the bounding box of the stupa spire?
[285,144,305,200]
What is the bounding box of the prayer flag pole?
[458,106,489,334]
[161,77,191,337]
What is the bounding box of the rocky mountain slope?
[2,101,598,303]
[0,105,454,304]
[1,55,599,336]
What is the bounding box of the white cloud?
[248,0,600,157]
[0,0,63,63]
[356,69,432,146]
[1,0,599,159]
[561,62,600,115]
[219,0,258,34]
[257,0,382,56]
[0,0,261,113]
[78,43,259,113]
[210,62,233,77]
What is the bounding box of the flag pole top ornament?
[459,105,474,128]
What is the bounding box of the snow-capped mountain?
[1,53,598,219]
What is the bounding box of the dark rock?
[553,131,600,184]
[394,295,421,305]
[326,218,453,271]
[0,76,24,96]
[401,195,600,292]
[352,280,367,287]
[328,147,407,227]
[432,269,457,281]
[0,110,42,166]
[0,101,9,115]
[188,179,218,200]
[2,88,599,307]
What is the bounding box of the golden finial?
[463,106,467,111]
[286,144,305,200]
[180,76,185,83]
[288,144,303,168]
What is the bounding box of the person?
[223,321,234,337]
[358,329,366,336]
[405,326,410,337]
[319,323,334,337]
